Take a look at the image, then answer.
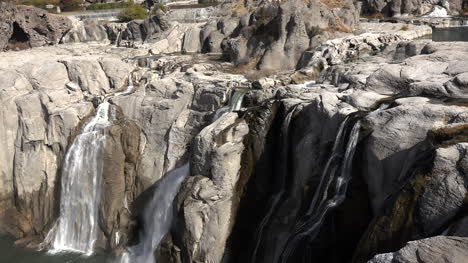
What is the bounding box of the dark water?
[432,27,468,42]
[0,235,110,263]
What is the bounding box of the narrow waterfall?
[229,89,247,112]
[212,89,246,122]
[130,164,190,263]
[45,74,135,255]
[115,30,122,47]
[250,106,297,263]
[279,115,362,263]
[118,89,247,263]
[49,101,111,255]
[115,74,134,96]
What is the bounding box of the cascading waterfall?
[250,106,297,263]
[279,114,362,263]
[117,89,247,263]
[49,101,111,255]
[45,74,135,255]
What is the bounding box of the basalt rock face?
[0,3,71,51]
[60,0,360,70]
[0,44,248,251]
[220,0,361,70]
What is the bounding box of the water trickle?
[115,30,122,47]
[250,106,298,263]
[279,115,362,263]
[115,74,134,97]
[118,164,190,263]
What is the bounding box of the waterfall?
[45,72,135,255]
[212,89,246,122]
[118,164,190,263]
[279,115,362,263]
[229,90,246,112]
[117,89,246,262]
[48,101,111,255]
[115,30,122,47]
[250,106,297,263]
[115,74,134,96]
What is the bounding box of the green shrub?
[87,1,132,10]
[117,3,147,22]
[151,3,166,13]
[400,25,409,31]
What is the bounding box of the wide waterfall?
[48,101,111,255]
[279,115,362,263]
[45,74,135,255]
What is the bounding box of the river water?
[431,27,468,42]
[0,235,110,263]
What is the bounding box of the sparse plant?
[401,25,409,31]
[320,0,344,8]
[151,3,167,13]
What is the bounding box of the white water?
[115,74,134,97]
[424,5,449,17]
[48,101,111,255]
[45,74,135,255]
[118,164,190,263]
[117,89,246,263]
[229,90,246,112]
[115,31,122,47]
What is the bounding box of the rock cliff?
[1,3,468,263]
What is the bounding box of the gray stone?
[369,236,468,263]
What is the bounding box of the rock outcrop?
[0,3,71,51]
[369,236,468,263]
